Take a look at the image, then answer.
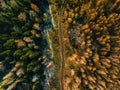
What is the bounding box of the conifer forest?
[0,0,120,90]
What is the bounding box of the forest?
[0,0,120,90]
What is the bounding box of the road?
[58,1,65,90]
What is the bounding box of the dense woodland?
[0,0,50,90]
[0,0,120,90]
[60,0,120,90]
